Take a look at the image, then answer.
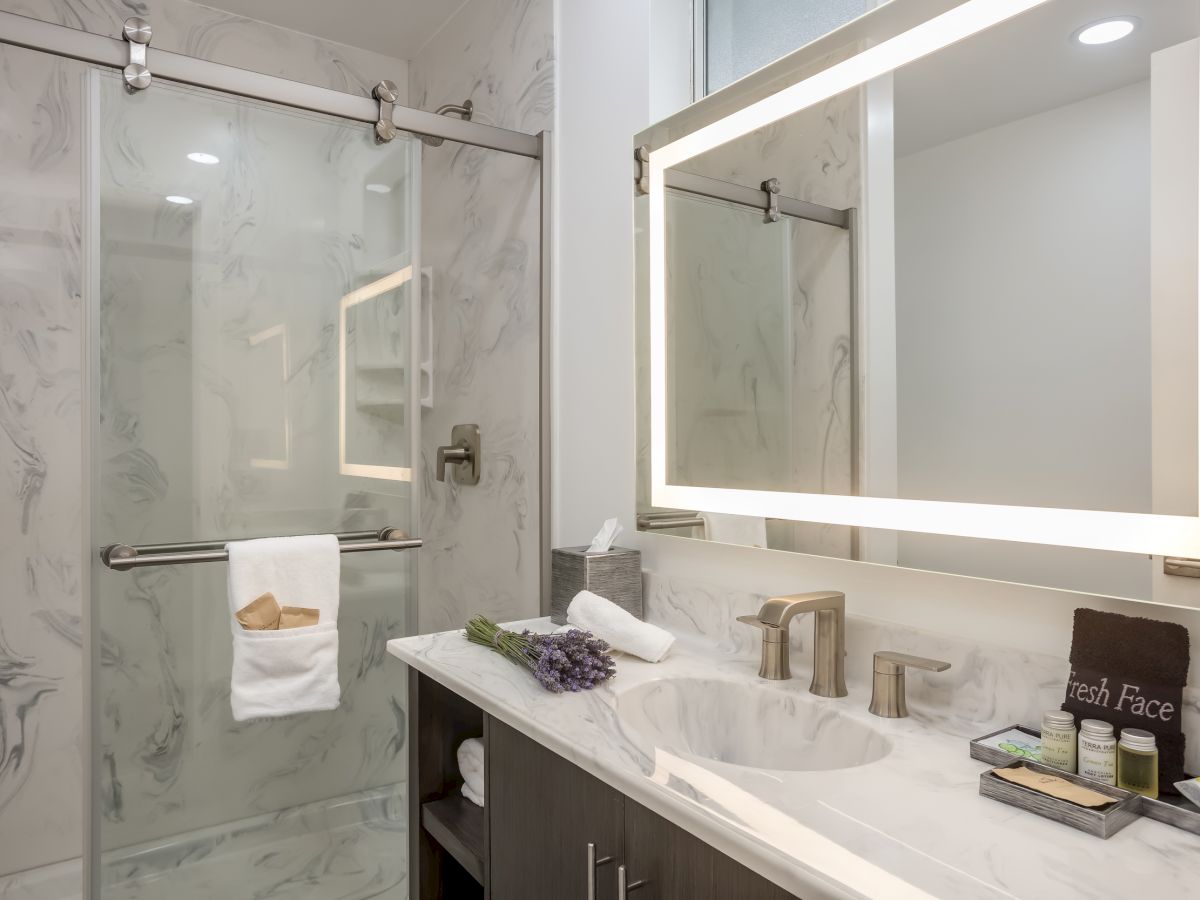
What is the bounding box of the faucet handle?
[736,614,785,641]
[873,651,951,675]
[869,651,951,718]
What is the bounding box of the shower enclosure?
[0,10,553,898]
[88,69,421,898]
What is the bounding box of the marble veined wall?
[411,0,553,633]
[0,0,409,882]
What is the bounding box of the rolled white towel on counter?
[566,590,675,663]
[458,737,485,807]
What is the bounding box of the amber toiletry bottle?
[1116,728,1159,799]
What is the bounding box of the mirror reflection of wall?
[637,0,1200,601]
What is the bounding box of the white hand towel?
[566,590,675,663]
[226,534,341,722]
[458,738,485,807]
[699,512,768,549]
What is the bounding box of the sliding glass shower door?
[87,70,419,899]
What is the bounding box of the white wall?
[894,81,1153,599]
[553,5,1200,659]
[553,0,648,545]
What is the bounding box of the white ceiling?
[895,0,1199,157]
[198,0,464,59]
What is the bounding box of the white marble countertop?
[388,619,1200,900]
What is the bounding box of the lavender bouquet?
[464,615,617,693]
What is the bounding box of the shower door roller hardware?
[634,144,650,195]
[761,178,781,223]
[373,80,400,143]
[436,424,481,485]
[122,17,152,91]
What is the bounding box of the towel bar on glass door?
[100,527,421,570]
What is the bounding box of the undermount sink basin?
[615,678,892,772]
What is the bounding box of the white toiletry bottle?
[1041,710,1077,773]
[1077,719,1117,785]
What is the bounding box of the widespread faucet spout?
[737,591,848,698]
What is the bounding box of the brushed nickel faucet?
[737,591,847,698]
[868,651,951,718]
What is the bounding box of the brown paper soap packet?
[993,764,1115,808]
[279,606,320,629]
[236,592,282,630]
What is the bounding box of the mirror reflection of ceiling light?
[365,183,392,194]
[187,151,220,165]
[1075,17,1137,45]
[165,195,194,205]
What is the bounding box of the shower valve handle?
[435,424,481,485]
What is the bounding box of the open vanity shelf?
[410,674,487,898]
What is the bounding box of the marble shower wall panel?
[0,42,87,881]
[0,0,409,879]
[411,0,552,634]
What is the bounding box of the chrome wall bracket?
[634,144,649,195]
[373,80,399,143]
[122,17,152,91]
[761,178,781,223]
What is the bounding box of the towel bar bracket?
[100,527,421,571]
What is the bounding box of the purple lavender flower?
[464,616,616,693]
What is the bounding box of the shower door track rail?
[0,10,541,158]
[101,528,422,570]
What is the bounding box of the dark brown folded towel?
[1063,608,1190,794]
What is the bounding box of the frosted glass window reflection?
[705,0,872,93]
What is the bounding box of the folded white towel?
[226,534,341,722]
[699,512,768,549]
[566,590,674,663]
[458,737,485,807]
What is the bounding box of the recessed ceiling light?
[187,152,220,165]
[1075,17,1138,46]
[365,183,392,194]
[165,195,194,205]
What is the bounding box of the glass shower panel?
[88,71,418,899]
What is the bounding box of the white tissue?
[587,517,624,553]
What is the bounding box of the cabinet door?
[623,800,798,900]
[489,717,625,900]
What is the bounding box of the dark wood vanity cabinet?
[411,672,801,899]
[623,802,796,900]
[490,718,625,899]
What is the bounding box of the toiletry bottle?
[1077,719,1117,785]
[1040,710,1077,773]
[1117,728,1159,799]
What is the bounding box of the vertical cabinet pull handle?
[618,865,646,898]
[587,842,613,900]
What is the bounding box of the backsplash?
[642,571,1200,770]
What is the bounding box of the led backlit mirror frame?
[648,0,1200,557]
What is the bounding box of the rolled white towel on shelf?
[458,737,485,807]
[566,590,674,663]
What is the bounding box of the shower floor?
[102,783,407,900]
